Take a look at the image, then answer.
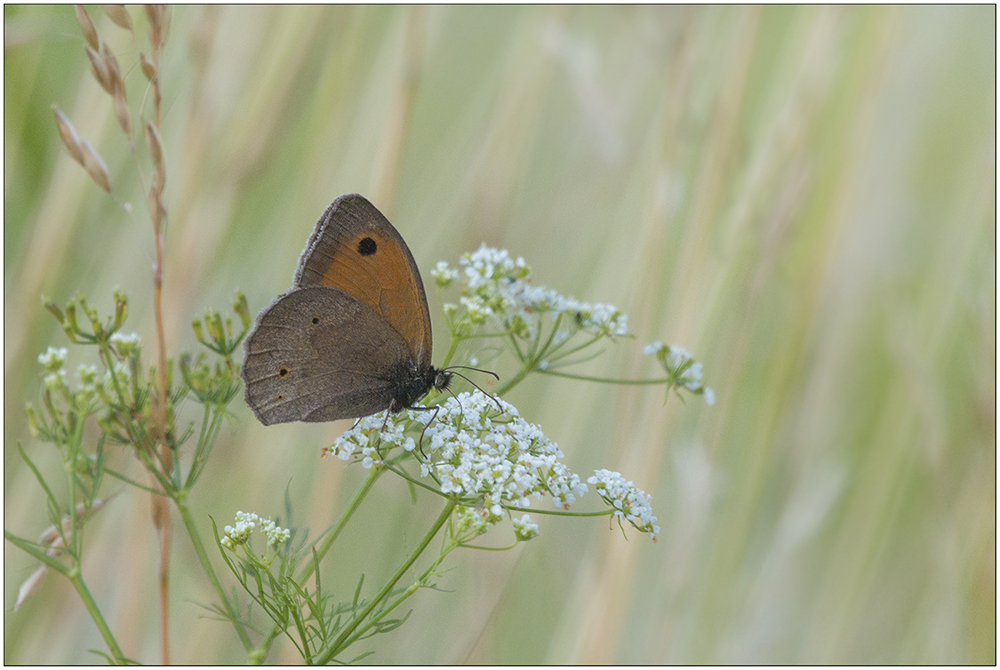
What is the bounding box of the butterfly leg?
[401,404,441,460]
[372,412,391,461]
[416,405,441,460]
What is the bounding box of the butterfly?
[241,194,452,425]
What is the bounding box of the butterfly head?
[388,364,453,414]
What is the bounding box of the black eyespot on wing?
[276,394,284,400]
[312,317,320,324]
[357,237,377,256]
[279,367,289,377]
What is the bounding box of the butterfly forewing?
[293,194,432,368]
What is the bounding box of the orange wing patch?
[294,195,432,366]
[320,231,429,359]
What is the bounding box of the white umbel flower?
[37,347,68,371]
[332,391,589,513]
[587,469,660,539]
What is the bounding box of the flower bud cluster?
[221,511,291,550]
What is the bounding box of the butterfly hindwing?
[242,286,415,425]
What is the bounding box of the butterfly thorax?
[388,363,453,413]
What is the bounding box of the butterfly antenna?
[446,365,500,381]
[447,369,505,413]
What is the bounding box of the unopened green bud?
[204,312,224,345]
[77,296,101,336]
[25,403,41,438]
[63,302,80,342]
[233,292,250,331]
[113,288,128,329]
[192,318,205,344]
[42,297,64,324]
[94,379,112,405]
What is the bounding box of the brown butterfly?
[241,194,452,425]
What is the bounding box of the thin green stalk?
[508,331,527,363]
[64,415,85,557]
[101,467,166,495]
[495,361,532,396]
[493,315,570,397]
[318,499,457,664]
[383,463,445,496]
[174,497,253,651]
[250,465,384,662]
[543,334,602,363]
[67,568,127,664]
[4,530,71,572]
[533,312,565,363]
[459,540,518,551]
[345,531,455,644]
[517,507,612,518]
[440,334,460,369]
[185,405,224,489]
[536,369,674,385]
[17,445,60,527]
[186,403,211,488]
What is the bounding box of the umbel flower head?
[37,346,68,372]
[588,469,660,539]
[432,245,629,341]
[644,342,715,406]
[330,391,660,541]
[332,391,589,515]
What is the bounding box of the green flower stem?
[318,499,457,665]
[66,566,127,664]
[534,312,564,361]
[250,465,384,663]
[4,530,71,572]
[385,465,436,492]
[7,528,127,664]
[440,334,461,369]
[18,445,60,512]
[185,405,224,489]
[512,507,612,518]
[459,541,518,551]
[494,360,532,396]
[101,467,166,495]
[543,334,602,363]
[536,368,674,386]
[64,414,86,556]
[346,531,457,644]
[174,497,253,651]
[493,317,569,397]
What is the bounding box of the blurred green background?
[4,5,995,664]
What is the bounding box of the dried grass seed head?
[100,43,125,95]
[139,52,157,81]
[80,140,111,192]
[85,45,114,94]
[103,5,133,32]
[113,87,132,138]
[52,105,85,166]
[74,5,99,51]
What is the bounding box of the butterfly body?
[242,194,451,426]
